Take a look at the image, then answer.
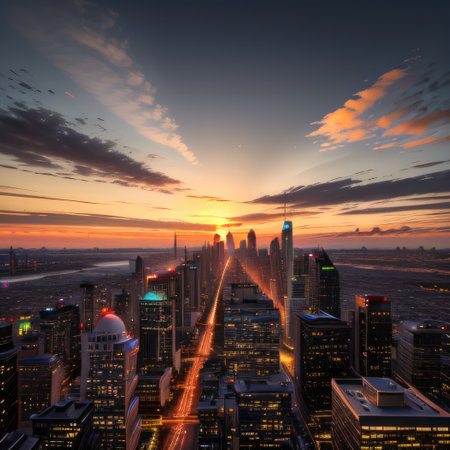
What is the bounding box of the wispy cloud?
[0,190,100,205]
[307,69,405,146]
[187,195,230,202]
[411,160,449,169]
[0,210,216,231]
[10,0,196,163]
[0,106,180,188]
[338,201,450,215]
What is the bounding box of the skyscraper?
[39,302,81,378]
[18,355,64,425]
[83,313,140,449]
[226,231,235,254]
[294,311,351,446]
[354,294,392,377]
[139,291,174,373]
[281,220,293,299]
[247,229,257,256]
[80,282,99,333]
[145,269,180,371]
[224,284,280,377]
[307,249,340,318]
[0,322,18,435]
[396,319,448,395]
[269,237,284,306]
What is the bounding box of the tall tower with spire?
[174,231,177,259]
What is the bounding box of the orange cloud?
[402,134,450,149]
[377,107,410,129]
[307,68,406,145]
[384,110,450,136]
[373,142,398,150]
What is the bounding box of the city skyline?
[0,0,449,249]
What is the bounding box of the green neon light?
[321,266,335,270]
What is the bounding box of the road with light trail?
[161,257,230,450]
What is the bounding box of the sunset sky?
[0,0,449,249]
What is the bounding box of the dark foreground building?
[332,377,450,449]
[31,398,99,449]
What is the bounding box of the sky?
[0,0,449,249]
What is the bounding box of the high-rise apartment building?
[331,377,450,449]
[39,302,80,377]
[354,294,392,377]
[307,249,340,318]
[396,319,448,395]
[0,322,18,435]
[294,311,351,446]
[18,355,64,425]
[83,313,140,449]
[224,284,280,377]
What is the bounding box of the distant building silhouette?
[247,229,257,256]
[226,231,235,254]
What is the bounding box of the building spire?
[284,193,287,222]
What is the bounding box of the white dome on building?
[94,313,126,335]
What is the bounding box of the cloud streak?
[0,106,180,188]
[10,0,196,163]
[338,201,450,215]
[250,169,450,208]
[0,210,216,231]
[0,190,100,204]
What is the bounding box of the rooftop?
[141,291,166,301]
[30,398,93,422]
[332,378,450,425]
[94,313,126,335]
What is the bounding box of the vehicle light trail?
[162,257,230,450]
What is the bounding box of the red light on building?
[80,322,83,329]
[168,268,175,273]
[100,307,109,315]
[147,274,158,280]
[270,323,274,328]
[9,318,13,322]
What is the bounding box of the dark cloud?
[228,210,319,223]
[0,210,216,232]
[48,89,55,94]
[0,106,180,188]
[18,81,33,90]
[250,169,450,208]
[75,117,86,125]
[412,160,449,169]
[339,201,450,215]
[324,225,450,238]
